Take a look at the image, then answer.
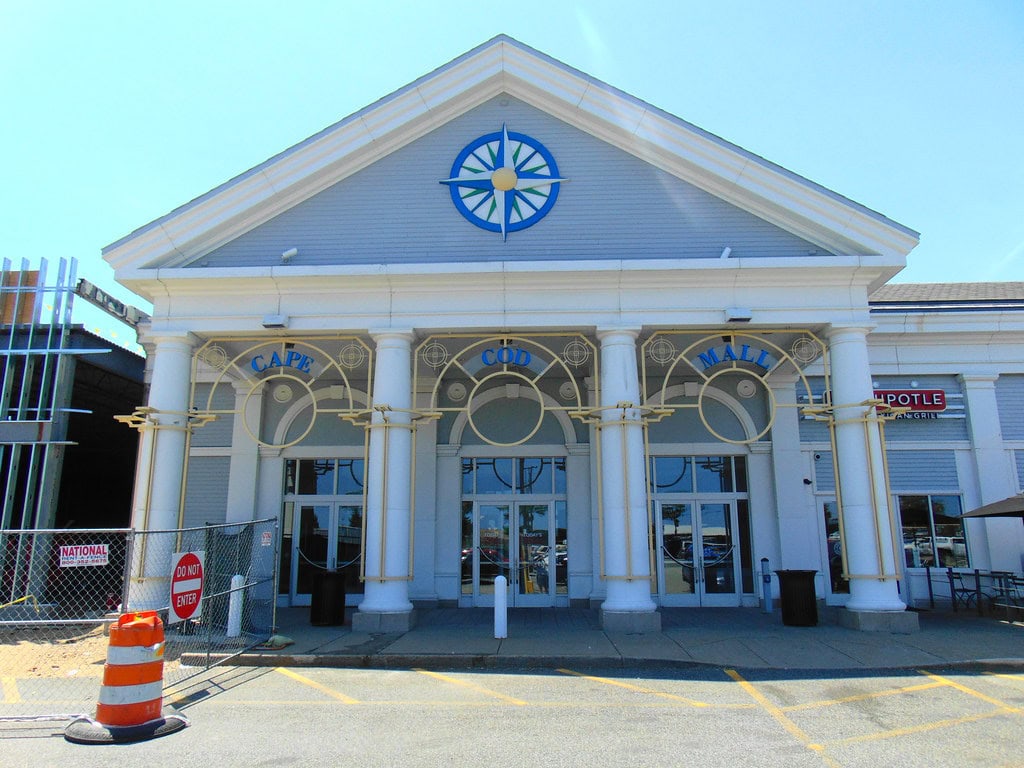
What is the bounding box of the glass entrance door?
[289,503,363,605]
[462,502,566,607]
[655,501,740,606]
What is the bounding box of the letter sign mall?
[169,551,205,624]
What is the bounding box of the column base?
[600,608,662,633]
[351,608,417,633]
[838,608,919,634]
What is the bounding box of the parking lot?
[3,663,1022,767]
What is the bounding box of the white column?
[960,374,1022,571]
[128,333,195,608]
[768,377,816,569]
[226,381,261,523]
[358,331,415,621]
[828,326,905,612]
[597,328,658,622]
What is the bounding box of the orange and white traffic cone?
[65,611,188,744]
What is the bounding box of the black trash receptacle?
[310,570,346,626]
[775,570,818,626]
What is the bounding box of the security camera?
[813,453,821,461]
[281,247,298,262]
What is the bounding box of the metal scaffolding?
[0,257,78,529]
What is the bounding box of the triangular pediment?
[103,35,918,277]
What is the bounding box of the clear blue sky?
[2,0,1022,343]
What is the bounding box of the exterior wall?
[102,39,1024,620]
[197,97,829,271]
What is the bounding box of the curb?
[180,651,1024,672]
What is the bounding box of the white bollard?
[494,575,508,638]
[760,558,773,614]
[227,574,245,637]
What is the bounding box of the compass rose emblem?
[440,125,565,240]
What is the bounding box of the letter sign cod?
[169,551,205,624]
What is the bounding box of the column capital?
[826,324,875,343]
[959,373,1000,387]
[596,327,641,343]
[139,330,199,350]
[370,328,415,344]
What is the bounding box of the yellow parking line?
[984,671,1024,682]
[918,670,1022,712]
[414,669,527,706]
[825,710,1009,747]
[558,668,711,708]
[725,669,840,768]
[275,668,360,704]
[1,676,21,704]
[781,681,945,712]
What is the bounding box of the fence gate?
[0,518,277,722]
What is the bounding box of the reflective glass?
[659,503,693,595]
[475,459,515,494]
[298,459,335,495]
[900,495,934,567]
[652,457,692,493]
[337,460,364,495]
[822,501,848,593]
[695,456,733,492]
[554,458,567,494]
[517,458,551,494]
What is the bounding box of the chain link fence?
[0,518,277,722]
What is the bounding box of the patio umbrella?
[961,493,1024,518]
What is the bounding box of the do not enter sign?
[169,551,205,624]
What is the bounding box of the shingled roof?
[870,282,1024,310]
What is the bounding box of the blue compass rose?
[440,125,565,240]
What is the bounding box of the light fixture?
[261,314,288,329]
[281,247,298,263]
[724,307,752,323]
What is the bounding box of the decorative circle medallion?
[440,125,564,240]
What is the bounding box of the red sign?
[169,551,205,624]
[873,389,946,412]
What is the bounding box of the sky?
[2,1,1022,349]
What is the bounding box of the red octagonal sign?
[170,551,204,623]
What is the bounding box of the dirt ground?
[0,623,188,680]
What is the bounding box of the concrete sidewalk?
[202,605,1024,672]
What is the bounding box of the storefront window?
[461,457,566,495]
[899,495,967,568]
[286,459,364,495]
[650,457,693,493]
[822,501,849,593]
[695,456,733,493]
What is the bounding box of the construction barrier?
[64,611,188,744]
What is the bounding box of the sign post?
[169,551,205,624]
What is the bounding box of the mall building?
[103,36,1024,633]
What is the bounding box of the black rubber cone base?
[64,708,189,744]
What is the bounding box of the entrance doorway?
[282,502,363,606]
[653,500,745,606]
[461,501,567,607]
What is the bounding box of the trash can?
[310,570,346,626]
[775,569,818,626]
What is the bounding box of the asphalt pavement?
[195,603,1024,671]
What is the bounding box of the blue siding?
[886,450,959,491]
[814,450,835,492]
[997,375,1024,440]
[191,384,234,447]
[197,97,830,269]
[1016,450,1024,490]
[183,456,230,528]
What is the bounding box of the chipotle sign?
[873,389,946,412]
